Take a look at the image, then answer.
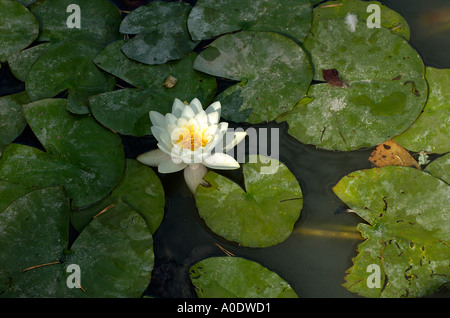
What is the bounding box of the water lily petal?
[194,110,209,128]
[224,131,247,152]
[158,158,187,173]
[151,126,172,148]
[205,101,221,116]
[189,98,203,114]
[172,98,185,117]
[149,111,166,128]
[181,104,196,120]
[203,153,240,170]
[207,111,219,125]
[184,164,208,194]
[136,149,169,167]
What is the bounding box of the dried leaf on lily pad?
[369,139,420,169]
[195,155,302,247]
[277,17,427,151]
[394,67,450,154]
[0,98,125,208]
[0,0,38,62]
[120,1,198,65]
[194,31,312,123]
[0,187,154,297]
[333,166,450,297]
[190,256,298,298]
[187,0,312,43]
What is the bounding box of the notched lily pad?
[277,17,427,151]
[26,40,116,114]
[333,166,450,297]
[188,0,312,43]
[71,159,165,235]
[424,153,450,185]
[0,186,154,297]
[0,0,39,62]
[195,155,303,247]
[91,40,216,136]
[120,1,198,65]
[0,98,125,208]
[190,256,298,298]
[194,31,312,124]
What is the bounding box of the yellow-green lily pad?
[190,256,298,298]
[333,166,450,297]
[195,155,302,247]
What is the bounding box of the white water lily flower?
[137,98,246,193]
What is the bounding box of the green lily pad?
[91,40,216,136]
[0,0,39,62]
[194,31,312,124]
[0,91,29,149]
[187,0,312,43]
[71,159,165,234]
[0,180,35,214]
[25,40,116,114]
[0,187,154,297]
[120,1,198,65]
[394,67,450,154]
[195,155,302,247]
[333,166,450,297]
[313,0,410,40]
[425,154,450,185]
[29,0,121,46]
[7,43,51,82]
[190,256,298,298]
[277,17,427,151]
[0,98,125,208]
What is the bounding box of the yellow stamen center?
[177,124,209,151]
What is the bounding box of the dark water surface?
[1,0,448,298]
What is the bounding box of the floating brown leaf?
[369,139,420,169]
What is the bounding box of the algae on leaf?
[333,166,450,297]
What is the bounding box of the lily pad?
[425,154,450,185]
[333,166,450,297]
[0,180,35,215]
[0,98,125,208]
[394,67,450,154]
[0,187,154,297]
[0,0,38,62]
[190,256,298,298]
[277,17,427,151]
[313,0,410,40]
[187,0,312,43]
[91,40,216,136]
[0,91,29,149]
[194,31,312,123]
[71,159,165,235]
[26,40,116,114]
[120,1,198,65]
[29,0,121,46]
[7,43,51,82]
[195,155,302,247]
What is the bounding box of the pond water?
[1,0,448,298]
